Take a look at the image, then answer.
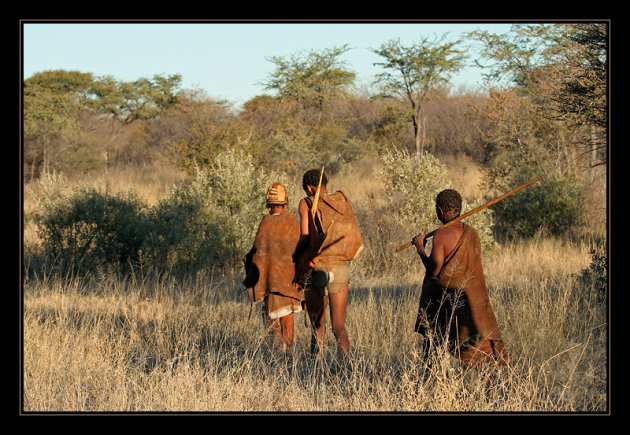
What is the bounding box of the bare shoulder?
[432,226,449,245]
[298,197,309,213]
[434,223,464,248]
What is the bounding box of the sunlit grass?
[22,159,608,413]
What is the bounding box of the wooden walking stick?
[395,176,544,253]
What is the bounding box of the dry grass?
[441,152,485,201]
[21,158,608,414]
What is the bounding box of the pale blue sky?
[22,21,515,107]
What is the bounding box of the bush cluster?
[30,150,285,276]
[487,166,585,239]
[380,148,496,252]
[31,173,150,274]
[28,148,589,279]
[146,150,287,273]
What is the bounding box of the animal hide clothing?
[414,223,508,367]
[243,212,304,319]
[294,191,363,289]
[306,191,363,268]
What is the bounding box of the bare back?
[428,222,464,278]
[435,222,464,256]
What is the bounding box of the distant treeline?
[24,23,606,180]
[24,23,607,276]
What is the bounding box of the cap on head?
[266,182,289,205]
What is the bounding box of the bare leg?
[279,313,295,351]
[305,289,328,356]
[328,285,349,356]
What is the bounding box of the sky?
[22,21,515,108]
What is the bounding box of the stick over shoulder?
[395,176,544,253]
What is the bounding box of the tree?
[372,35,467,154]
[468,23,608,170]
[541,23,607,170]
[261,45,356,110]
[87,73,182,124]
[23,70,184,175]
[165,114,252,174]
[23,70,93,179]
[86,73,182,165]
[465,24,601,238]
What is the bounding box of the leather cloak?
[414,223,508,365]
[243,212,303,310]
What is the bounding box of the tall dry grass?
[22,158,608,413]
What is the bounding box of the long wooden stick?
[307,167,333,269]
[311,166,325,220]
[395,176,544,252]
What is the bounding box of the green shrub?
[578,245,607,297]
[144,148,288,273]
[143,186,220,273]
[489,167,584,239]
[380,148,496,251]
[31,174,149,274]
[381,148,450,232]
[30,150,288,276]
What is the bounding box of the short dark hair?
[435,189,462,214]
[302,169,328,191]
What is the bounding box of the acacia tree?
[87,73,182,165]
[542,23,607,170]
[256,45,366,172]
[87,74,182,124]
[468,23,607,170]
[261,45,356,111]
[372,35,467,154]
[466,24,607,237]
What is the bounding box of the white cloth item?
[268,303,303,320]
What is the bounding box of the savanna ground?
[21,157,609,414]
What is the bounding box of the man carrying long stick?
[412,188,509,370]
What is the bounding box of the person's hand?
[412,234,426,251]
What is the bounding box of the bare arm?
[298,198,310,236]
[293,198,311,262]
[413,231,446,278]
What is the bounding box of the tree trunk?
[414,114,428,155]
[590,126,598,180]
[422,113,428,154]
[413,118,421,154]
[40,138,49,178]
[30,157,36,183]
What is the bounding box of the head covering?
[266,182,289,205]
